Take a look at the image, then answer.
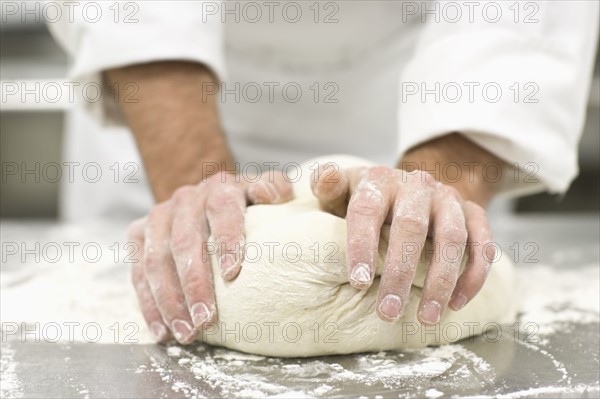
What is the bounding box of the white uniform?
[47,1,599,221]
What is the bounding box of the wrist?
[106,61,235,202]
[397,133,506,207]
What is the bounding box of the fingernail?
[150,321,168,341]
[171,319,194,344]
[220,254,237,278]
[485,245,496,262]
[350,263,372,285]
[419,300,441,324]
[263,182,279,202]
[191,302,212,326]
[450,293,468,310]
[251,182,279,203]
[379,294,402,321]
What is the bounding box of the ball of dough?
[199,156,517,357]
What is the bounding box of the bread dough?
[200,155,517,357]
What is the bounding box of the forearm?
[105,61,234,202]
[397,133,507,207]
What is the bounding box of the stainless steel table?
[1,215,599,398]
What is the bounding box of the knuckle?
[395,215,429,236]
[171,185,196,202]
[277,182,294,200]
[153,295,178,319]
[368,165,393,177]
[419,170,437,186]
[143,256,157,274]
[206,188,242,214]
[248,181,277,203]
[465,200,485,215]
[148,202,170,222]
[259,169,278,181]
[432,274,457,293]
[438,184,462,200]
[169,230,192,255]
[316,178,343,199]
[246,186,260,202]
[181,277,210,298]
[387,265,415,286]
[150,287,184,316]
[449,230,468,244]
[402,169,436,187]
[143,251,165,275]
[247,181,266,195]
[206,171,230,185]
[437,224,468,243]
[216,233,241,246]
[348,199,380,217]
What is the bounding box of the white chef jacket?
[46,1,598,221]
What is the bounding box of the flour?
[1,221,599,397]
[495,385,599,398]
[425,388,444,398]
[516,263,600,337]
[119,260,600,396]
[133,343,493,398]
[0,345,22,399]
[1,221,152,344]
[2,245,596,345]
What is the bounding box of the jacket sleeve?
[397,0,599,196]
[46,1,225,125]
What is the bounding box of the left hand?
[310,164,495,325]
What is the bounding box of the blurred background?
[1,4,599,219]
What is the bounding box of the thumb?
[310,164,359,217]
[246,171,295,204]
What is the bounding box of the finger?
[128,218,172,342]
[376,171,433,321]
[346,167,395,289]
[419,185,468,325]
[247,171,294,204]
[448,200,494,311]
[144,202,196,344]
[169,186,217,330]
[310,162,350,217]
[205,181,246,280]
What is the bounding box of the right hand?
[128,171,294,344]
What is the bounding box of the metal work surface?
[1,215,599,398]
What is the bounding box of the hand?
[128,171,294,344]
[311,164,494,325]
